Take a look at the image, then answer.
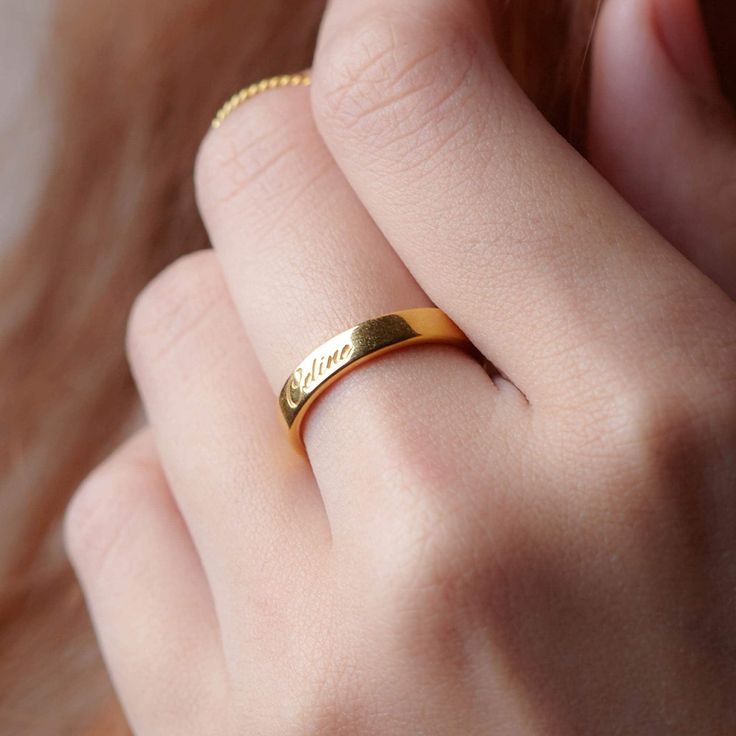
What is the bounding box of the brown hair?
[3,0,729,731]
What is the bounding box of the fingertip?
[589,0,723,153]
[588,0,736,298]
[589,0,675,142]
[651,0,721,93]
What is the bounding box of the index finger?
[311,0,735,403]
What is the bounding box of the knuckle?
[195,87,313,216]
[374,521,515,665]
[283,669,368,736]
[580,378,736,489]
[64,443,159,582]
[126,250,223,365]
[385,519,487,605]
[363,477,508,649]
[313,9,486,158]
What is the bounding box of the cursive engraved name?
[285,342,354,408]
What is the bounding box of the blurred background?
[1,2,53,255]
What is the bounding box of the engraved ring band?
[211,78,475,453]
[278,308,474,452]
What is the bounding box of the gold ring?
[278,308,472,452]
[212,72,312,129]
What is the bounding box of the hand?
[65,0,736,733]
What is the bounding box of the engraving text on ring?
[286,343,354,408]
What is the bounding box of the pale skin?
[64,0,736,732]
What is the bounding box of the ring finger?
[195,82,526,546]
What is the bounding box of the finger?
[311,0,736,404]
[195,81,523,545]
[127,251,327,622]
[65,430,226,734]
[588,0,736,299]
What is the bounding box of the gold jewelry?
[211,72,312,129]
[278,308,472,452]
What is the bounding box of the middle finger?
[311,0,735,406]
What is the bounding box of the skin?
[65,0,736,733]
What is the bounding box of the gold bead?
[211,72,312,130]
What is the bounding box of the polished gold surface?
[211,72,312,129]
[278,308,472,452]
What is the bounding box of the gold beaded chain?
[211,72,312,129]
